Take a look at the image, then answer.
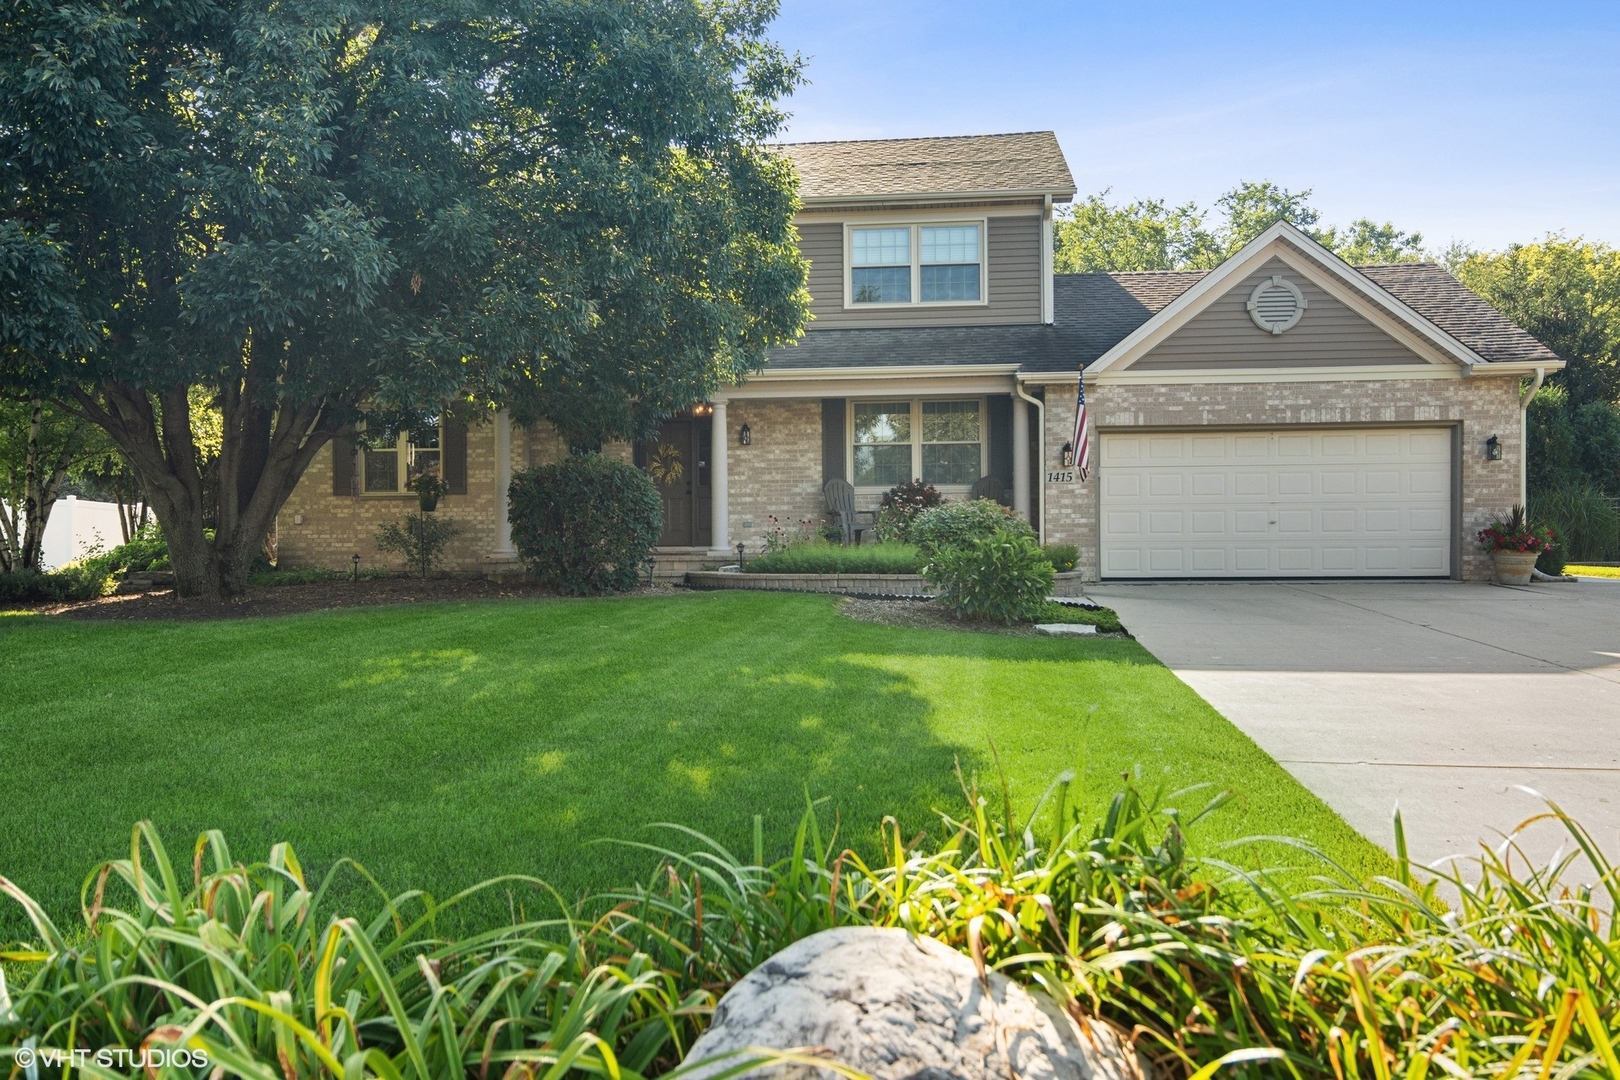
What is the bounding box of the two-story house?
[277,131,1562,583]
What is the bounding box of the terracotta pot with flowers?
[1477,504,1555,585]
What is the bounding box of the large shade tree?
[1,0,809,599]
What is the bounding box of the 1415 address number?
[1046,470,1076,484]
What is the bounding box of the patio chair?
[970,475,1008,505]
[823,479,875,546]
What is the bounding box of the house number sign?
[1046,470,1076,484]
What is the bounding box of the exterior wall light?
[1060,441,1074,468]
[739,423,751,446]
[1486,435,1503,461]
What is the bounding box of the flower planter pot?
[418,495,439,513]
[1491,550,1539,586]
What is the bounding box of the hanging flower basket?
[410,468,450,513]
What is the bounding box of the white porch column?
[1011,394,1031,521]
[493,408,515,557]
[710,397,730,555]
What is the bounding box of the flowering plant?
[761,514,819,554]
[1477,504,1555,553]
[875,479,942,542]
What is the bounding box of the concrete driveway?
[1088,579,1620,873]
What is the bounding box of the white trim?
[745,363,1019,381]
[843,219,988,310]
[711,398,730,555]
[1062,364,1469,386]
[801,188,1075,208]
[492,409,514,556]
[848,395,988,494]
[1040,194,1055,324]
[1082,222,1492,379]
[724,374,1019,400]
[798,205,1040,224]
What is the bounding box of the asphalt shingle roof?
[1359,263,1561,366]
[774,132,1076,202]
[761,264,1558,375]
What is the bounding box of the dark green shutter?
[821,399,846,486]
[986,395,1013,496]
[443,418,468,495]
[331,437,356,496]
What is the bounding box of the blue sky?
[771,1,1620,251]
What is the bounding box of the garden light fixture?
[736,542,746,565]
[351,553,361,582]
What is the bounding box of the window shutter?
[331,437,356,496]
[986,395,1014,499]
[443,418,468,495]
[821,399,846,486]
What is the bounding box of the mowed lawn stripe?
[0,592,1383,935]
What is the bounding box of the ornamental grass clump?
[3,774,1617,1079]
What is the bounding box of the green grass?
[0,591,1383,937]
[742,541,922,574]
[1568,563,1620,578]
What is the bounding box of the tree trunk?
[71,379,339,601]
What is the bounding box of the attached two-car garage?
[1098,427,1454,579]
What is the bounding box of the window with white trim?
[361,419,442,494]
[847,223,983,305]
[851,399,984,489]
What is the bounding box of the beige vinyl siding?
[1132,257,1429,371]
[799,215,1042,328]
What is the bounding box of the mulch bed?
[4,577,683,622]
[837,596,1124,637]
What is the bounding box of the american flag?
[1071,375,1091,480]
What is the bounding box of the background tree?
[1055,180,1427,272]
[1,0,809,599]
[0,395,91,571]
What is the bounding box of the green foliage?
[73,522,169,581]
[1054,181,1426,273]
[1530,480,1620,562]
[908,498,1034,557]
[375,514,461,578]
[1477,504,1556,554]
[248,566,393,587]
[4,774,1614,1079]
[1036,600,1121,632]
[926,530,1055,623]
[874,479,942,542]
[742,541,922,575]
[1526,383,1620,496]
[508,455,663,595]
[1,0,809,598]
[1453,237,1620,408]
[1041,542,1079,573]
[0,565,110,602]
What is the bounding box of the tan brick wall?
[1037,375,1523,583]
[726,399,827,553]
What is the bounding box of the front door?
[639,416,712,547]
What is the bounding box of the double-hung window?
[851,399,984,490]
[847,222,983,306]
[361,419,442,494]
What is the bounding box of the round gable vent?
[1246,275,1307,334]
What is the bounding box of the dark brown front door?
[639,416,712,547]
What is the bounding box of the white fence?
[3,497,141,570]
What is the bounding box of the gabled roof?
[1358,264,1560,366]
[1077,221,1564,378]
[774,132,1076,204]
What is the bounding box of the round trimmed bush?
[924,530,1055,624]
[909,499,1034,557]
[508,455,663,595]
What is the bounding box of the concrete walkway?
[1088,579,1620,874]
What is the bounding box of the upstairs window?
[847,222,984,306]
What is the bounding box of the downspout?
[1015,379,1045,544]
[1518,366,1545,506]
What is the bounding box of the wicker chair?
[823,479,875,546]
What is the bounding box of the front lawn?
[0,591,1383,935]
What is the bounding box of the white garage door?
[1099,428,1453,579]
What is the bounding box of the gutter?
[1015,379,1046,544]
[1519,366,1546,505]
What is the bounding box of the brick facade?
[725,399,828,552]
[1036,375,1524,583]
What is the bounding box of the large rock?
[681,927,1142,1080]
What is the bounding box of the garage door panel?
[1100,428,1452,579]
